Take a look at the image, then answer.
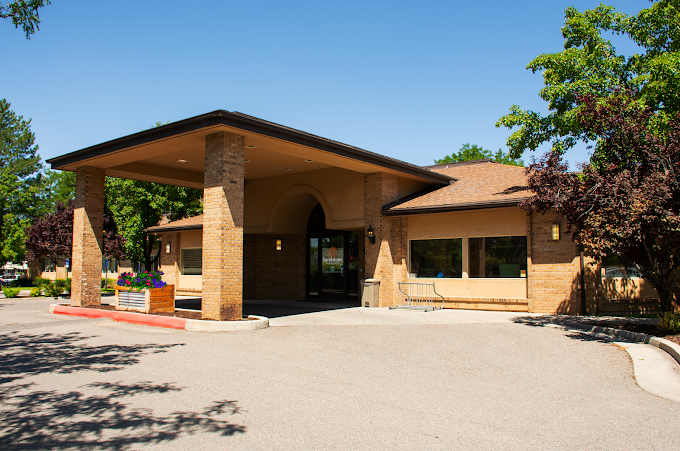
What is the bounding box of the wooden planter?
[114,285,175,313]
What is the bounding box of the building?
[46,110,659,320]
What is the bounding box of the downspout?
[580,248,587,315]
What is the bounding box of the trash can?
[360,279,380,308]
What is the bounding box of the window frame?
[180,247,203,276]
[467,235,528,279]
[408,237,463,279]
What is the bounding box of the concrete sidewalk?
[269,306,538,326]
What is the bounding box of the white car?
[0,274,20,286]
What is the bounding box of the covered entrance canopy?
[47,110,451,320]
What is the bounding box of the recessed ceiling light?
[175,158,188,163]
[244,159,251,162]
[304,159,314,162]
[282,168,292,171]
[245,145,256,148]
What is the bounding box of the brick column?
[202,131,245,321]
[71,167,105,307]
[364,173,404,307]
[159,232,179,292]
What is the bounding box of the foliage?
[43,282,62,298]
[117,270,166,291]
[497,0,680,159]
[101,277,116,290]
[1,286,21,298]
[33,276,49,287]
[659,311,680,334]
[0,98,52,262]
[105,178,201,270]
[25,200,127,264]
[434,143,523,166]
[29,286,41,296]
[0,0,50,39]
[522,91,680,313]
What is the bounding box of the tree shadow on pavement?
[0,332,182,385]
[0,381,246,450]
[512,315,650,344]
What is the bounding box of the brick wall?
[243,234,306,300]
[364,173,407,306]
[71,166,105,307]
[202,131,245,321]
[159,232,179,291]
[528,212,583,314]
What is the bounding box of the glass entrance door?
[308,232,348,300]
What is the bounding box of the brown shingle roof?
[146,215,204,233]
[384,160,530,215]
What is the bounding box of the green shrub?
[2,287,21,298]
[30,287,43,297]
[64,278,72,294]
[34,277,50,288]
[55,279,68,293]
[44,283,63,298]
[659,312,680,335]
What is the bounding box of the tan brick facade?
[202,132,245,321]
[159,232,179,289]
[364,173,407,306]
[528,212,583,314]
[243,234,306,300]
[71,166,105,307]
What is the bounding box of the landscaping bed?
[585,320,680,345]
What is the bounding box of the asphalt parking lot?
[2,297,680,450]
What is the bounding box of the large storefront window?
[181,248,202,275]
[468,236,527,278]
[410,239,462,278]
[602,253,643,278]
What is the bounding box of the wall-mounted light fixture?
[166,242,171,253]
[276,239,282,251]
[552,223,560,241]
[367,225,375,245]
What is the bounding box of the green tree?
[434,143,523,166]
[0,98,50,262]
[1,0,51,39]
[105,178,202,271]
[496,0,680,159]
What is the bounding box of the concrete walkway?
[269,306,538,326]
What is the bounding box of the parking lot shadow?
[0,381,246,450]
[0,331,182,385]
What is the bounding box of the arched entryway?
[306,204,360,301]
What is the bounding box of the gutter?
[382,198,528,216]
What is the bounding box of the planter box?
[114,285,175,313]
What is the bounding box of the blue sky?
[2,0,648,170]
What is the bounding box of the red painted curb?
[53,305,187,330]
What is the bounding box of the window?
[181,248,202,275]
[102,258,118,272]
[410,239,462,278]
[602,254,643,278]
[43,257,55,272]
[468,236,527,278]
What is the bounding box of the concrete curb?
[547,320,680,366]
[50,304,269,331]
[185,316,269,331]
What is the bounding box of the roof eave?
[47,110,452,186]
[382,198,528,216]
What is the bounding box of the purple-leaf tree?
[25,200,127,267]
[522,91,680,313]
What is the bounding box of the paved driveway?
[2,298,680,450]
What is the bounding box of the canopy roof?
[47,110,452,189]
